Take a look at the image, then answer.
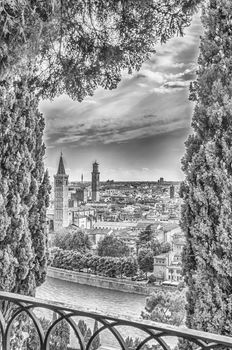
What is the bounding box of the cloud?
[41,13,202,181]
[163,81,190,89]
[47,97,190,147]
[136,70,165,84]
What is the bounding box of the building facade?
[54,153,69,231]
[153,234,185,282]
[153,253,170,281]
[92,161,100,202]
[71,207,96,229]
[71,188,88,205]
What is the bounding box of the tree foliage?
[9,314,70,349]
[180,0,232,343]
[52,248,138,278]
[0,0,201,301]
[1,0,201,100]
[45,317,70,350]
[53,226,92,253]
[78,320,92,345]
[91,320,101,350]
[97,235,130,257]
[137,248,154,277]
[0,78,50,295]
[125,336,161,350]
[138,225,153,246]
[142,289,186,326]
[137,226,171,256]
[78,319,101,350]
[151,240,171,256]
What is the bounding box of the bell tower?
[54,153,69,231]
[92,161,100,202]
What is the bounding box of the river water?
[36,277,176,349]
[36,277,149,349]
[37,276,146,318]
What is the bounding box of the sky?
[39,15,203,182]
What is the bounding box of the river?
[37,276,146,318]
[36,277,176,349]
[36,277,149,349]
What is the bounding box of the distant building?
[162,203,165,213]
[153,253,170,281]
[93,221,137,231]
[153,251,183,282]
[70,207,96,229]
[92,161,100,202]
[71,187,88,204]
[170,185,175,199]
[88,228,113,251]
[172,235,185,253]
[162,222,181,242]
[54,153,69,231]
[153,232,185,282]
[158,177,164,184]
[166,261,182,282]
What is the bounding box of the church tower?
[54,153,69,231]
[92,161,100,202]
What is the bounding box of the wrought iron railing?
[0,291,231,350]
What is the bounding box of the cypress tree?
[0,77,50,295]
[180,0,232,343]
[92,320,101,350]
[0,1,201,298]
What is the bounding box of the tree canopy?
[0,79,50,295]
[0,0,202,299]
[137,248,154,278]
[52,248,138,278]
[1,0,201,100]
[180,0,232,344]
[142,289,186,326]
[138,225,153,245]
[53,226,92,253]
[149,239,171,256]
[97,235,130,257]
[137,225,171,256]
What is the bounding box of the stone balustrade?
[0,291,231,350]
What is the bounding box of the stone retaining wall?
[47,267,155,295]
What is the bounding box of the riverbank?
[48,267,157,295]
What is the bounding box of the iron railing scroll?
[0,291,231,350]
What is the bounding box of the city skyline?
[40,14,202,182]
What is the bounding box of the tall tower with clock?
[92,161,100,202]
[54,153,69,231]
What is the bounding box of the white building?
[93,221,137,231]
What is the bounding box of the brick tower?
[92,161,100,202]
[54,153,69,231]
[170,185,175,199]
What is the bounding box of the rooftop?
[163,222,180,232]
[154,253,169,259]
